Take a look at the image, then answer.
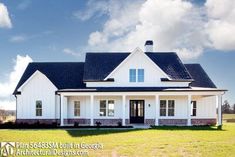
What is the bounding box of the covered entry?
[130,100,145,123]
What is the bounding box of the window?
[74,101,80,116]
[129,69,145,82]
[108,100,114,116]
[168,100,175,116]
[36,100,42,116]
[191,101,197,116]
[100,100,106,116]
[138,69,144,82]
[160,100,175,117]
[100,100,115,117]
[129,69,136,82]
[160,100,167,116]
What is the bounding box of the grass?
[223,114,235,120]
[0,123,235,157]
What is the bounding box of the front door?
[130,100,144,123]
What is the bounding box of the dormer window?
[129,69,144,82]
[129,69,136,82]
[138,69,144,82]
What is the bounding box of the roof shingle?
[83,52,192,81]
[184,64,217,88]
[13,62,85,94]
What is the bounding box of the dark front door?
[130,100,144,123]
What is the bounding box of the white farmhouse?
[13,41,226,126]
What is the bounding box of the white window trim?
[160,99,175,117]
[74,101,81,117]
[99,100,115,117]
[36,100,42,117]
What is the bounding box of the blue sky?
[0,0,234,109]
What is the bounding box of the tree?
[222,100,231,114]
[233,104,235,114]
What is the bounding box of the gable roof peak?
[132,47,144,53]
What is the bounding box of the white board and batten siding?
[193,96,217,118]
[17,71,57,119]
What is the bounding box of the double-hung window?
[108,100,114,116]
[100,100,115,117]
[160,100,175,117]
[36,100,42,116]
[191,101,197,116]
[168,100,175,116]
[100,100,107,116]
[160,100,167,116]
[74,101,80,116]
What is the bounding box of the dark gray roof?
[146,52,192,80]
[13,62,85,94]
[14,54,217,95]
[185,64,217,88]
[83,53,130,81]
[83,52,192,81]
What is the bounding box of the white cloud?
[9,35,26,43]
[85,0,206,60]
[9,31,53,43]
[205,0,235,50]
[0,3,12,28]
[63,48,81,57]
[88,31,107,46]
[82,0,235,60]
[0,55,33,110]
[73,0,109,21]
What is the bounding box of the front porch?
[58,91,223,127]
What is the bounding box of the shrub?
[117,121,122,127]
[74,122,79,127]
[52,122,57,127]
[217,125,222,130]
[95,121,101,127]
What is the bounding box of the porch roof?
[56,87,226,93]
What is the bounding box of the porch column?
[217,94,222,126]
[122,95,126,126]
[187,95,192,126]
[155,95,159,126]
[90,95,94,126]
[60,94,64,126]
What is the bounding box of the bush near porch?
[0,123,235,157]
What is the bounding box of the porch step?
[132,124,150,129]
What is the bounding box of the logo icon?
[0,142,15,157]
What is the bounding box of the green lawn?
[223,114,235,120]
[0,123,235,157]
